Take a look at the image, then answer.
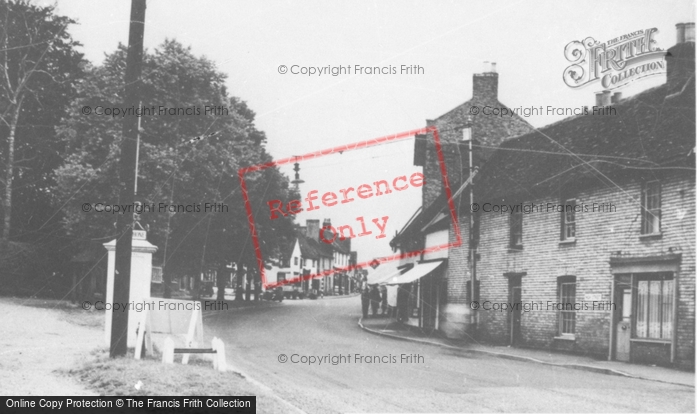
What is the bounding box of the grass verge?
[61,348,294,413]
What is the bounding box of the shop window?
[560,198,576,241]
[558,276,576,336]
[641,181,661,235]
[635,275,673,339]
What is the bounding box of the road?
[205,296,694,413]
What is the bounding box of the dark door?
[421,275,438,330]
[509,277,522,345]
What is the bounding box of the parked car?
[263,287,284,302]
[200,282,214,297]
[282,285,301,299]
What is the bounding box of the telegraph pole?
[111,0,146,358]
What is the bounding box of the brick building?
[391,22,696,369]
[390,62,534,331]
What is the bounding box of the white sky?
[48,0,696,263]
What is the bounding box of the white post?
[212,337,227,372]
[162,337,175,364]
[134,310,148,360]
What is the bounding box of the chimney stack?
[676,22,695,43]
[595,90,612,106]
[306,219,320,241]
[473,61,499,101]
[666,22,696,94]
[321,218,333,243]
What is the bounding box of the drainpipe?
[462,125,478,334]
[608,278,615,361]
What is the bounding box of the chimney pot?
[595,92,603,107]
[491,62,497,73]
[676,22,695,43]
[601,90,612,106]
[676,23,686,44]
[612,92,622,104]
[483,61,490,73]
[685,22,695,42]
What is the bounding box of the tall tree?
[0,0,83,240]
[55,40,296,294]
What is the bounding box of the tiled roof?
[392,65,695,247]
[473,75,695,204]
[296,228,333,259]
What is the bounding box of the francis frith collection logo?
[563,28,666,90]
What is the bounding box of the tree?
[54,40,296,297]
[0,0,83,240]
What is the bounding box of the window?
[561,198,576,241]
[277,272,286,283]
[635,275,673,339]
[558,277,576,336]
[641,181,661,235]
[509,210,523,248]
[294,257,298,266]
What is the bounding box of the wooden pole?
[110,0,146,358]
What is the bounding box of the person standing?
[361,286,370,318]
[370,285,381,316]
[380,285,388,316]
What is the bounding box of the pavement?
[0,297,102,396]
[206,295,694,413]
[359,315,695,388]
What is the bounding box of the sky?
[47,0,696,263]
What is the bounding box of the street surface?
[206,296,694,413]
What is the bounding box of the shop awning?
[366,265,403,285]
[386,261,443,285]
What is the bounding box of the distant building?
[270,219,354,297]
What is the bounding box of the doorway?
[614,275,632,362]
[509,276,522,345]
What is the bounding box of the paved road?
[205,296,694,413]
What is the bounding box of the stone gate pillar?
[103,230,158,347]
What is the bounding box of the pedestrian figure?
[380,285,388,316]
[370,285,381,316]
[361,287,370,318]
